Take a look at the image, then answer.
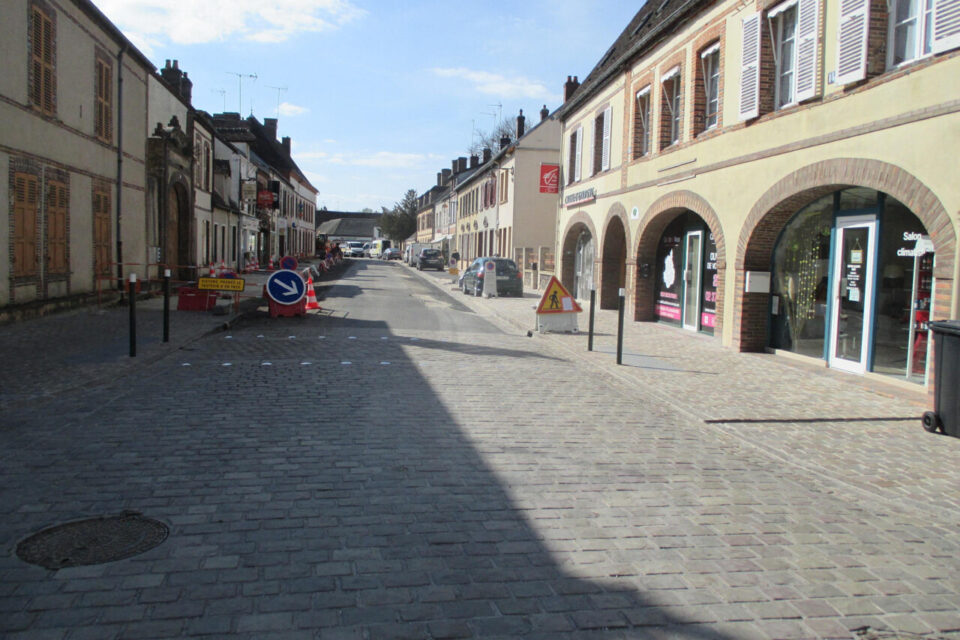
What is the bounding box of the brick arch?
[560,212,598,295]
[734,158,956,351]
[600,203,631,309]
[633,190,726,340]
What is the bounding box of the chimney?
[516,109,525,139]
[281,136,291,155]
[457,156,467,173]
[470,155,479,169]
[452,159,459,174]
[441,168,452,184]
[499,136,511,150]
[264,118,278,140]
[540,104,549,121]
[160,59,182,91]
[180,72,192,103]
[482,147,492,164]
[564,75,580,102]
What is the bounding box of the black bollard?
[129,273,137,357]
[616,288,625,365]
[588,289,596,351]
[162,269,170,343]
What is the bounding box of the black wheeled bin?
[922,320,960,437]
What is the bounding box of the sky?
[95,0,640,212]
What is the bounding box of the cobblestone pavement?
[0,260,958,639]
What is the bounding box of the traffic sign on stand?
[279,255,298,271]
[266,269,306,305]
[482,259,498,297]
[535,275,582,333]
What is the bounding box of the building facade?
[555,0,960,392]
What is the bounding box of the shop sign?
[257,190,274,209]
[242,181,257,200]
[564,187,596,207]
[897,232,933,257]
[539,164,560,193]
[700,232,718,332]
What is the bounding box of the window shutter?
[574,128,582,182]
[836,0,869,85]
[601,107,612,171]
[932,0,960,53]
[41,13,54,114]
[739,12,762,121]
[794,0,819,101]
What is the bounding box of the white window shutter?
[739,12,762,121]
[795,0,819,101]
[601,107,612,171]
[574,128,582,182]
[836,0,869,85]
[932,0,960,53]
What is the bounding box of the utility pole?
[226,72,257,114]
[267,86,288,119]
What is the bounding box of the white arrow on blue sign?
[266,269,306,305]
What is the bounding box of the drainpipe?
[115,44,127,292]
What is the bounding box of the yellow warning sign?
[197,277,246,291]
[536,276,582,314]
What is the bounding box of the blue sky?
[96,0,639,211]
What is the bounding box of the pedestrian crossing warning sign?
[536,276,582,314]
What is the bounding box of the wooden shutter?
[93,189,111,275]
[13,173,40,276]
[836,0,869,85]
[739,12,762,121]
[47,181,68,273]
[574,127,582,182]
[601,107,612,171]
[794,0,819,101]
[41,10,54,114]
[932,0,960,53]
[96,59,113,141]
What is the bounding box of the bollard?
[162,269,171,343]
[616,287,625,365]
[129,273,137,357]
[588,288,596,352]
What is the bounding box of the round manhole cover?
[16,512,168,570]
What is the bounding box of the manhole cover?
[16,512,168,569]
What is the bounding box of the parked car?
[417,248,445,271]
[362,242,371,257]
[459,257,523,297]
[381,247,402,260]
[344,241,365,257]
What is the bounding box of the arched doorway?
[560,218,597,300]
[164,182,191,282]
[600,216,627,309]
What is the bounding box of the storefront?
[769,188,934,384]
[573,229,595,301]
[654,212,718,335]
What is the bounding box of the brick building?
[554,0,960,392]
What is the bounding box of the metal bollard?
[129,273,137,357]
[163,269,171,343]
[588,288,596,351]
[616,288,625,365]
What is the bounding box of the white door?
[682,230,703,331]
[829,216,877,374]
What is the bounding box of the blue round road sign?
[266,269,306,305]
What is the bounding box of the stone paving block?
[427,620,474,638]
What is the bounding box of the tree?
[468,118,516,157]
[380,189,418,241]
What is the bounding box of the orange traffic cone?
[268,256,274,271]
[218,259,226,275]
[305,274,320,311]
[208,262,216,277]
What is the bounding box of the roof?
[316,217,379,238]
[556,0,712,119]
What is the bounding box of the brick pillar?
[732,268,769,352]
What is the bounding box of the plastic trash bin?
[922,320,960,437]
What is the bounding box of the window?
[768,0,819,109]
[13,173,40,277]
[95,56,112,142]
[499,169,508,204]
[194,135,211,191]
[567,126,582,184]
[699,43,721,131]
[660,66,682,148]
[47,180,68,274]
[29,4,55,116]
[633,86,651,158]
[93,185,111,276]
[889,0,935,65]
[592,106,611,174]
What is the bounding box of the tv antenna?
[488,102,503,124]
[267,85,288,119]
[226,71,257,114]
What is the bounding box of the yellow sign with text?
[197,277,246,292]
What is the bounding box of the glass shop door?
[828,216,878,374]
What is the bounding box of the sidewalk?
[411,265,960,523]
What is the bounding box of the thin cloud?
[431,67,554,100]
[95,0,366,48]
[278,102,309,117]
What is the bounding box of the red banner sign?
[257,190,274,209]
[539,164,560,194]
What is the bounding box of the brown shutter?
[41,11,54,114]
[14,173,40,276]
[47,181,68,273]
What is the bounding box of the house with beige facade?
[554,0,960,393]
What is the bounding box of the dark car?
[417,248,445,271]
[459,257,523,297]
[381,247,402,260]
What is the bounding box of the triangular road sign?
[536,276,582,314]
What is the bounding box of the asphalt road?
[1,260,959,639]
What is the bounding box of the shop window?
[633,86,651,158]
[769,193,834,357]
